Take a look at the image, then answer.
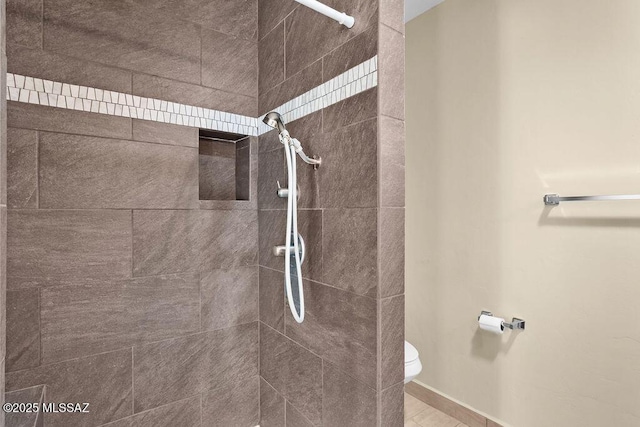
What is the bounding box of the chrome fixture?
[544,193,640,205]
[276,181,300,200]
[273,235,305,258]
[479,311,526,331]
[263,112,322,168]
[263,111,287,133]
[264,111,321,323]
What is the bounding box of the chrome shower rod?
[294,0,355,28]
[544,193,640,205]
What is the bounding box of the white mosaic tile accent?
[5,56,378,138]
[257,56,378,135]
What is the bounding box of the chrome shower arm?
[289,137,321,168]
[297,149,322,168]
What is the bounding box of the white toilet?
[404,341,422,384]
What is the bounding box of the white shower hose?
[282,133,305,323]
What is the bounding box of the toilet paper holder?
[479,311,526,330]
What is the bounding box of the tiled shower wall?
[257,0,405,425]
[1,0,7,425]
[3,0,404,426]
[5,0,260,426]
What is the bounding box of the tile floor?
[405,393,469,427]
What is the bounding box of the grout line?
[6,321,260,377]
[379,22,404,38]
[257,263,378,302]
[260,320,377,394]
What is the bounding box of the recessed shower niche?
[198,129,251,201]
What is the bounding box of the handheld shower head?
[263,111,287,133]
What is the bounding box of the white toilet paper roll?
[479,314,504,334]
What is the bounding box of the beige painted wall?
[406,1,640,426]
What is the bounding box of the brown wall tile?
[133,210,198,276]
[258,209,286,271]
[286,402,314,427]
[133,323,258,411]
[322,23,377,82]
[201,266,259,331]
[133,209,258,276]
[259,267,284,333]
[199,140,236,201]
[258,148,286,210]
[380,295,404,389]
[260,377,285,427]
[5,385,44,427]
[379,116,405,207]
[319,119,377,208]
[285,280,377,388]
[7,44,133,93]
[6,288,39,372]
[7,210,132,284]
[7,0,42,48]
[132,120,198,148]
[101,396,201,427]
[283,0,377,78]
[322,363,376,427]
[43,0,201,84]
[258,209,322,281]
[258,128,282,153]
[379,0,405,35]
[380,382,404,427]
[322,208,377,297]
[286,111,322,209]
[322,87,377,131]
[199,143,257,210]
[379,208,404,298]
[8,103,131,140]
[258,0,296,40]
[258,22,284,94]
[1,62,6,207]
[6,349,133,427]
[196,208,258,269]
[132,74,257,117]
[202,29,258,98]
[40,273,200,364]
[378,25,405,120]
[147,0,258,41]
[236,142,252,201]
[201,376,260,427]
[296,209,323,281]
[260,323,322,425]
[38,133,199,209]
[7,128,37,209]
[259,59,321,115]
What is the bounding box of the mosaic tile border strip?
[5,55,378,138]
[257,56,378,134]
[6,74,260,136]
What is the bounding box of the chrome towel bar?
[544,193,640,205]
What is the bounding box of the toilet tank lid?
[405,341,419,363]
